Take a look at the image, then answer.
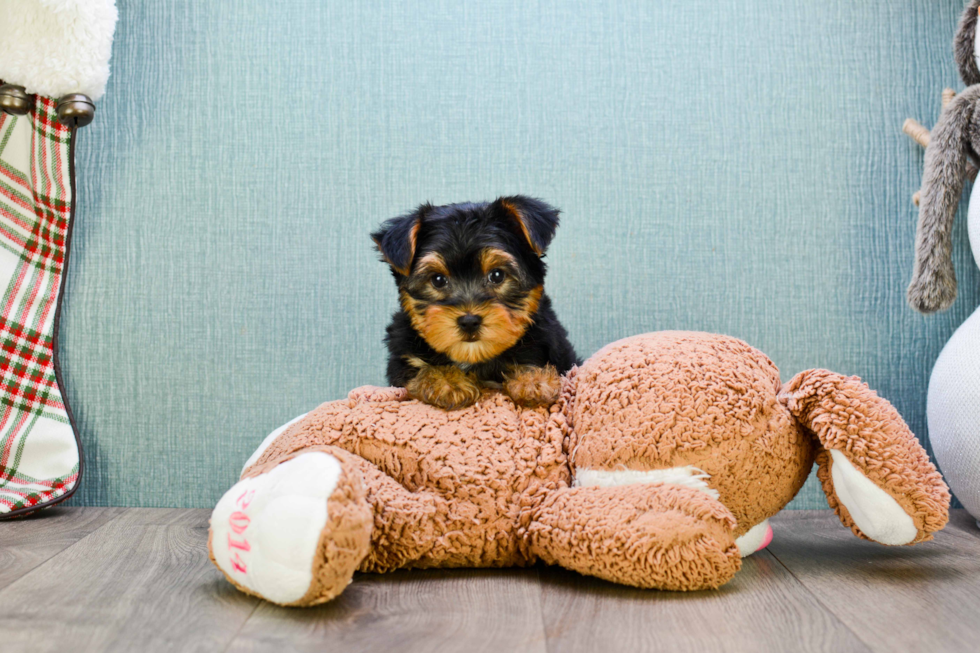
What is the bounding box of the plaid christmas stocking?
[0,0,117,516]
[0,98,80,516]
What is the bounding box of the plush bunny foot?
[209,449,373,606]
[782,369,950,545]
[529,483,742,590]
[822,450,920,545]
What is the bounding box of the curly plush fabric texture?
[567,332,813,540]
[781,369,951,543]
[211,332,950,606]
[528,483,742,590]
[248,384,571,571]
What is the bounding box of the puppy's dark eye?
[431,274,448,289]
[487,269,505,285]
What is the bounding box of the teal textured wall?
[63,0,978,509]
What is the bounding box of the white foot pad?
[211,452,341,604]
[829,449,917,545]
[736,519,773,557]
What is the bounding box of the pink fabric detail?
[228,533,251,552]
[236,489,255,509]
[230,552,247,574]
[229,511,250,535]
[757,523,773,552]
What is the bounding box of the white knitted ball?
[928,308,980,524]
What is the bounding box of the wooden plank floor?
[1,509,977,653]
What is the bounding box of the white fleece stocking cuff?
[0,0,118,100]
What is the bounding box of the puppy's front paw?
[504,365,561,408]
[406,365,482,410]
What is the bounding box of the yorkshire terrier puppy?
[372,196,580,410]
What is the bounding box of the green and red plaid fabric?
[0,96,80,517]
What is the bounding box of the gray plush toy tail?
[908,0,980,314]
[955,0,980,87]
[908,88,979,314]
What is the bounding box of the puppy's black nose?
[457,313,483,334]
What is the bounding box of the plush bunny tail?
[779,370,950,544]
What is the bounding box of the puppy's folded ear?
[371,204,429,276]
[491,196,561,256]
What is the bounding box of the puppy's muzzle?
[457,313,483,340]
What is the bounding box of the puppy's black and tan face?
[372,197,558,365]
[399,242,543,365]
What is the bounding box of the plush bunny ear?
[371,204,429,276]
[954,0,980,86]
[490,196,561,256]
[908,88,980,313]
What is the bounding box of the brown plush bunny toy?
[208,332,949,607]
[909,0,980,312]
